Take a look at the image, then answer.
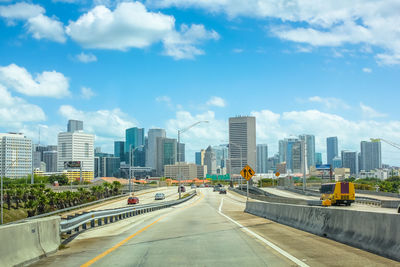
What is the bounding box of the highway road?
[31,188,398,267]
[61,187,180,217]
[261,187,399,214]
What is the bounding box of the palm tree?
[25,200,38,217]
[111,181,122,196]
[103,182,111,198]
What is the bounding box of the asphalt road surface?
[31,188,399,267]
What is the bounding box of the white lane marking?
[218,198,309,267]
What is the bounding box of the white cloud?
[0,2,44,20]
[0,63,70,98]
[81,87,95,99]
[308,96,350,110]
[360,103,386,118]
[58,105,137,138]
[163,24,219,60]
[362,67,372,73]
[206,96,226,107]
[0,3,66,42]
[156,95,171,103]
[76,52,98,63]
[66,2,218,59]
[148,0,400,65]
[27,14,66,43]
[0,85,46,127]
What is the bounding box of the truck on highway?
[320,182,355,206]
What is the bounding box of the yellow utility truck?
[320,182,355,206]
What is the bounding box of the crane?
[370,138,400,150]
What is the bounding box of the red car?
[127,197,139,204]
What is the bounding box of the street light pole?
[177,121,209,199]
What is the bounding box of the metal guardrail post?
[90,220,95,228]
[82,223,87,230]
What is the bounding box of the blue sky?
[0,0,400,165]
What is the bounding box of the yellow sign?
[275,172,280,177]
[240,165,255,181]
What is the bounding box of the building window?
[85,143,89,158]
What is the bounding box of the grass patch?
[3,208,29,223]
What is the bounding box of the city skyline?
[0,1,399,165]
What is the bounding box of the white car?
[155,193,165,200]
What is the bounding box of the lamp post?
[178,120,209,199]
[129,144,144,195]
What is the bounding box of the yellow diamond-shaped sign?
[240,165,255,181]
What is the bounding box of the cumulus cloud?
[58,105,137,138]
[76,52,97,63]
[163,24,219,59]
[81,87,95,99]
[206,96,226,107]
[66,2,218,59]
[0,2,44,20]
[0,2,66,42]
[0,64,70,98]
[0,85,46,127]
[308,96,350,110]
[26,14,66,43]
[360,103,387,118]
[232,48,243,53]
[148,0,400,65]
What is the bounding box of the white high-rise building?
[0,133,32,178]
[299,134,315,169]
[57,132,95,180]
[228,116,256,174]
[146,128,166,169]
[256,144,268,173]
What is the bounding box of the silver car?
[155,193,165,200]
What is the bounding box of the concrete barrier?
[0,216,60,267]
[245,201,400,261]
[381,200,400,209]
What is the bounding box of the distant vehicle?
[191,184,196,189]
[205,184,209,187]
[178,186,186,193]
[199,184,205,188]
[320,182,355,206]
[219,188,227,194]
[155,193,165,200]
[127,197,139,205]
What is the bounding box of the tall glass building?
[125,127,145,166]
[114,141,125,162]
[327,137,338,166]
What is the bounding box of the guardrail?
[60,190,197,234]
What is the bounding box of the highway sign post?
[240,165,255,201]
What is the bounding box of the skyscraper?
[156,137,177,176]
[213,145,228,168]
[341,150,358,175]
[67,120,83,132]
[57,131,95,181]
[315,152,322,165]
[147,129,166,169]
[0,133,32,178]
[114,141,125,162]
[285,138,299,172]
[195,152,202,165]
[43,150,57,172]
[125,127,145,167]
[204,146,217,175]
[327,137,338,166]
[256,144,268,173]
[278,140,286,163]
[291,140,304,173]
[332,157,342,169]
[228,116,256,174]
[299,134,315,168]
[360,140,382,171]
[177,143,185,162]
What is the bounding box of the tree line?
[2,181,123,217]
